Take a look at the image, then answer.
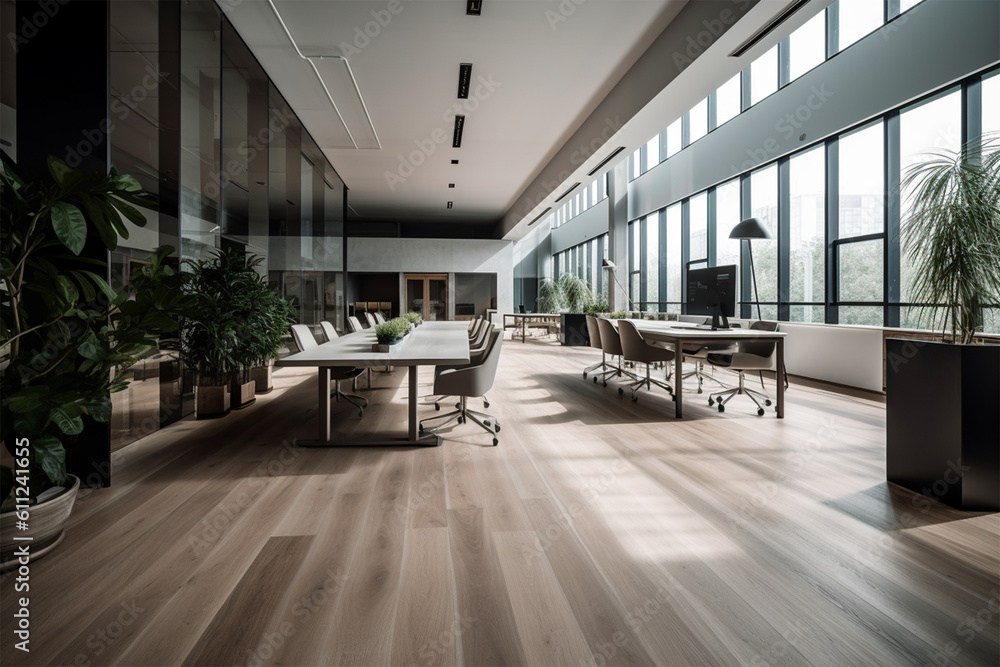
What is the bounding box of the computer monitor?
[686,264,738,330]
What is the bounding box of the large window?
[788,147,825,322]
[688,98,708,145]
[749,165,778,319]
[899,89,961,317]
[788,12,826,82]
[750,45,778,106]
[839,122,884,237]
[665,118,682,158]
[835,0,883,53]
[689,193,708,262]
[715,73,741,128]
[645,214,659,310]
[665,204,682,312]
[646,134,660,170]
[715,180,742,282]
[983,71,1000,138]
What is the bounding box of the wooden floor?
[2,336,998,666]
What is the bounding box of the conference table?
[623,319,787,419]
[278,321,471,446]
[502,313,560,342]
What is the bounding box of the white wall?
[346,237,514,315]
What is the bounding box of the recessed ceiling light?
[466,0,482,16]
[451,160,459,165]
[458,63,473,99]
[447,201,454,209]
[448,183,456,188]
[452,115,465,148]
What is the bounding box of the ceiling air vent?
[729,0,811,58]
[528,207,552,226]
[453,115,465,148]
[554,183,581,203]
[587,146,626,176]
[458,63,473,99]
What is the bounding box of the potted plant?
[372,318,407,352]
[886,134,1000,511]
[181,252,241,417]
[1,154,187,566]
[247,277,295,395]
[557,273,596,347]
[536,278,563,313]
[403,311,421,328]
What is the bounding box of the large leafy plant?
[536,278,563,313]
[181,249,294,385]
[557,272,594,313]
[1,154,189,503]
[901,134,1000,344]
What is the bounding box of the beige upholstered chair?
[291,324,368,417]
[617,319,675,402]
[419,329,503,446]
[595,317,637,388]
[365,311,378,328]
[706,321,779,415]
[583,315,614,383]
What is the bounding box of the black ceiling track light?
[528,207,552,226]
[458,63,473,99]
[452,115,465,148]
[587,146,626,176]
[554,182,581,203]
[466,0,482,16]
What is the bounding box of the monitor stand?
[695,304,731,331]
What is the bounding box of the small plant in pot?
[403,311,422,328]
[245,276,295,395]
[1,154,188,567]
[886,133,1000,511]
[372,318,407,352]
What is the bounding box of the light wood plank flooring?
[2,337,998,666]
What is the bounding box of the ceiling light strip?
[265,0,381,150]
[554,182,581,203]
[310,55,383,149]
[527,207,552,226]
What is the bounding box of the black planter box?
[560,313,589,346]
[886,339,999,511]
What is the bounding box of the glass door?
[405,273,449,320]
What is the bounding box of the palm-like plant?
[558,272,594,313]
[901,134,1000,344]
[536,278,563,313]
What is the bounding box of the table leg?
[674,336,684,418]
[522,318,526,343]
[776,337,785,418]
[318,367,331,441]
[408,365,418,440]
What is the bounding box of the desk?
[279,322,470,445]
[625,320,787,419]
[502,313,561,342]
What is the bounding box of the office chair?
[347,315,365,333]
[583,315,615,383]
[595,318,638,388]
[617,319,675,403]
[706,320,779,415]
[320,320,372,388]
[678,320,740,393]
[365,311,378,328]
[428,323,494,410]
[374,312,386,325]
[419,329,503,446]
[291,324,368,417]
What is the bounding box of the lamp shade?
[602,258,617,270]
[729,217,773,240]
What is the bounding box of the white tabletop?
[279,321,471,368]
[624,319,787,341]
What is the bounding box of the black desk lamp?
[601,259,635,311]
[729,217,772,320]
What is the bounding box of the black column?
[16,0,112,488]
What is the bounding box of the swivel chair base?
[419,396,500,446]
[618,365,675,403]
[708,372,772,415]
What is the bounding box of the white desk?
[279,321,470,445]
[624,320,787,419]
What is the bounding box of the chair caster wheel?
[583,372,588,379]
[434,404,440,411]
[708,398,715,406]
[484,401,490,408]
[455,403,461,409]
[618,387,624,396]
[697,388,703,394]
[492,438,499,446]
[602,381,607,387]
[765,400,772,406]
[358,410,364,418]
[495,424,501,433]
[631,396,638,403]
[484,421,491,428]
[718,404,725,412]
[671,395,676,402]
[594,377,598,383]
[757,408,765,416]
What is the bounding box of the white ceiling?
[220,0,685,229]
[220,0,825,237]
